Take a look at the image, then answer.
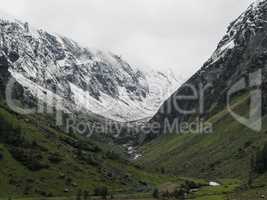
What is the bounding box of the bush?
[255,143,267,173]
[8,147,49,171]
[94,186,108,199]
[78,151,102,166]
[152,188,159,199]
[160,167,165,174]
[83,190,90,200]
[0,152,3,161]
[184,180,200,189]
[48,152,63,164]
[106,151,120,160]
[76,189,82,200]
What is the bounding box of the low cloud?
[0,0,254,78]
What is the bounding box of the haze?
[0,0,255,79]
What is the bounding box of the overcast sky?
[0,0,255,79]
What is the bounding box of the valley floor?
[2,178,267,200]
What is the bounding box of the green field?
[1,83,267,200]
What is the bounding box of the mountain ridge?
[148,0,267,136]
[0,14,178,123]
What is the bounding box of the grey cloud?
[0,0,255,78]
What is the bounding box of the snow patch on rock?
[0,14,179,122]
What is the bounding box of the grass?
[189,179,241,199]
[136,92,267,199]
[0,179,244,200]
[1,101,207,199]
[1,82,267,199]
[0,101,173,198]
[138,93,267,180]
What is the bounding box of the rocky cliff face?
[150,0,267,134]
[0,16,178,122]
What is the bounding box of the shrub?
[255,143,267,173]
[94,186,108,199]
[0,152,3,161]
[184,180,200,189]
[160,167,165,174]
[8,147,49,171]
[106,151,120,160]
[83,190,90,200]
[76,189,82,200]
[48,152,63,164]
[152,188,159,199]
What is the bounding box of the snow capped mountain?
[0,15,178,122]
[150,0,267,134]
[208,0,266,66]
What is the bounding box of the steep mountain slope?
[150,0,267,133]
[138,0,267,182]
[0,98,184,198]
[0,16,178,122]
[139,96,267,178]
[0,12,183,199]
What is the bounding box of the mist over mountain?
[0,16,178,122]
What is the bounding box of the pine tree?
[83,190,89,200]
[152,188,160,199]
[248,155,255,187]
[76,189,82,200]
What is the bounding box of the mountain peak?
[204,0,267,68]
[0,18,178,122]
[150,0,267,135]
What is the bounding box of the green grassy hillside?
[1,86,267,200]
[1,94,267,199]
[0,100,183,199]
[137,93,267,199]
